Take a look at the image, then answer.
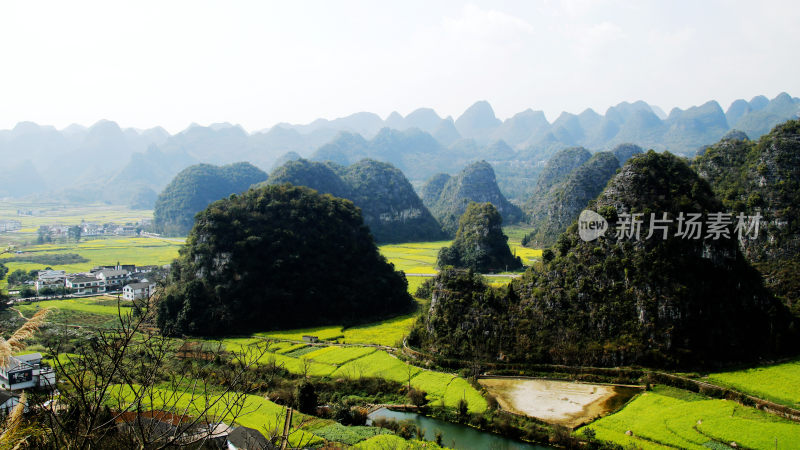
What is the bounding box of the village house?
[80,222,104,236]
[35,270,66,293]
[92,263,136,273]
[0,353,56,391]
[114,225,139,236]
[122,281,156,301]
[0,220,21,232]
[66,275,106,295]
[0,391,20,415]
[95,268,130,291]
[114,411,230,447]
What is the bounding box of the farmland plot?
[582,385,800,449]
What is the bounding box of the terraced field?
[222,339,487,413]
[706,359,800,409]
[256,310,421,348]
[582,385,800,449]
[108,384,325,447]
[14,296,129,328]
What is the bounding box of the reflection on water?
[367,407,553,450]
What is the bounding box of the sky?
[1,0,798,133]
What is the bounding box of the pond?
[367,407,553,450]
[478,377,641,428]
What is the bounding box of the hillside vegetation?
[523,149,627,246]
[437,202,522,273]
[265,158,444,243]
[694,119,800,315]
[158,184,414,336]
[413,151,797,367]
[422,161,523,236]
[153,162,267,236]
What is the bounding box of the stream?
[367,407,554,450]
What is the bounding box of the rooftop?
[125,282,154,290]
[69,276,100,284]
[0,390,17,404]
[97,269,129,277]
[227,426,273,449]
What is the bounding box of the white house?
[96,269,130,291]
[0,353,56,391]
[66,276,106,295]
[0,391,20,415]
[114,225,138,236]
[123,282,156,301]
[36,270,66,293]
[0,220,21,232]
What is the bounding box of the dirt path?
[10,306,26,320]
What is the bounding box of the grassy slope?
[582,385,800,449]
[15,296,128,328]
[107,384,324,446]
[354,434,446,449]
[223,338,487,413]
[706,359,800,409]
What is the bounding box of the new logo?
[578,209,608,241]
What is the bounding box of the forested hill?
[263,158,444,243]
[153,162,267,236]
[158,184,414,336]
[694,120,800,315]
[412,151,797,368]
[436,202,522,272]
[422,161,524,236]
[523,144,642,246]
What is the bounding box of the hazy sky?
[1,0,798,133]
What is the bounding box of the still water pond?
[367,407,553,450]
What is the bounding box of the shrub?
[295,381,317,414]
[407,388,427,407]
[456,398,469,422]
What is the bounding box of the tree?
[407,388,427,408]
[68,225,82,242]
[29,294,271,449]
[295,381,317,415]
[456,398,469,422]
[37,227,51,244]
[7,269,34,286]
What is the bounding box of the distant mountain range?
[1,93,797,205]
